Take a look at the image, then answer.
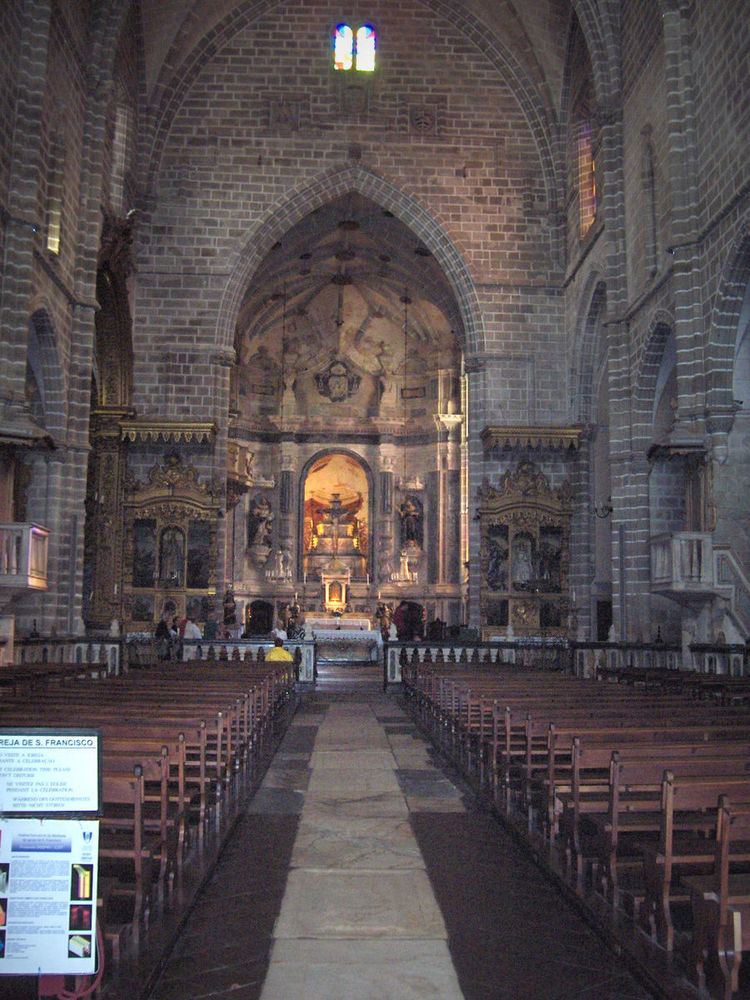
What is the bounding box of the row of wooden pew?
[402,656,750,1000]
[0,654,298,973]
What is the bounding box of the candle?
[294,591,298,603]
[377,589,381,601]
[366,573,370,585]
[303,572,307,584]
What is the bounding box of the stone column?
[377,448,396,583]
[85,407,131,628]
[0,0,52,418]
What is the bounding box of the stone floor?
[148,669,659,1000]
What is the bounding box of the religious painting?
[159,527,185,587]
[131,594,154,622]
[540,601,562,628]
[186,595,213,622]
[538,526,562,592]
[486,524,508,591]
[132,519,156,588]
[485,598,508,628]
[187,521,211,589]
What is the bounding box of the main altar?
[305,613,381,663]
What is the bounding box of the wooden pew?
[683,798,750,999]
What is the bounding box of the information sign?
[0,817,98,973]
[0,729,101,815]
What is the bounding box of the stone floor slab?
[308,749,396,770]
[291,815,423,870]
[273,869,448,939]
[303,792,409,819]
[259,939,464,1000]
[306,767,402,794]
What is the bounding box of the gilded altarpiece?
[477,462,571,638]
[121,453,222,627]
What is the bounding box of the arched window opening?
[110,101,132,213]
[642,136,659,278]
[333,23,376,72]
[356,25,377,71]
[577,119,597,238]
[46,127,65,255]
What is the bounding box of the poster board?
[0,729,101,816]
[0,818,98,973]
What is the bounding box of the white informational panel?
[0,818,99,973]
[0,729,100,814]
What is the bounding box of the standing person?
[154,616,172,660]
[203,613,219,640]
[265,636,294,662]
[183,617,202,640]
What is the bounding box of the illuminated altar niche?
[302,452,369,584]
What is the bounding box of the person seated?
[265,636,294,662]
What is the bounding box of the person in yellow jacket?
[265,636,294,662]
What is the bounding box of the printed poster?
[0,818,98,974]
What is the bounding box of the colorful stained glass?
[356,25,377,71]
[334,24,353,71]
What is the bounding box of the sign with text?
[0,730,101,815]
[0,817,98,973]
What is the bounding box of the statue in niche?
[512,532,535,591]
[248,494,274,567]
[248,495,274,547]
[223,589,237,626]
[398,496,423,549]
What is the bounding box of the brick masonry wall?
[3,0,750,642]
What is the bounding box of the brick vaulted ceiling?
[139,0,571,120]
[234,193,461,389]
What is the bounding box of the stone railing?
[0,522,49,593]
[571,641,682,679]
[15,635,121,674]
[687,642,746,677]
[383,637,571,686]
[650,531,714,594]
[181,639,316,682]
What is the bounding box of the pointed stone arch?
[144,0,560,211]
[571,275,607,424]
[633,311,675,451]
[215,164,485,359]
[706,220,750,418]
[27,306,67,442]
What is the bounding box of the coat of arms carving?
[315,359,361,402]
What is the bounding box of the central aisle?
[150,671,656,1000]
[259,687,465,999]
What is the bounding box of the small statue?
[223,589,237,626]
[248,495,274,548]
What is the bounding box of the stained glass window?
[333,23,376,72]
[334,24,353,71]
[356,25,376,71]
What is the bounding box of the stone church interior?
[0,1,749,998]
